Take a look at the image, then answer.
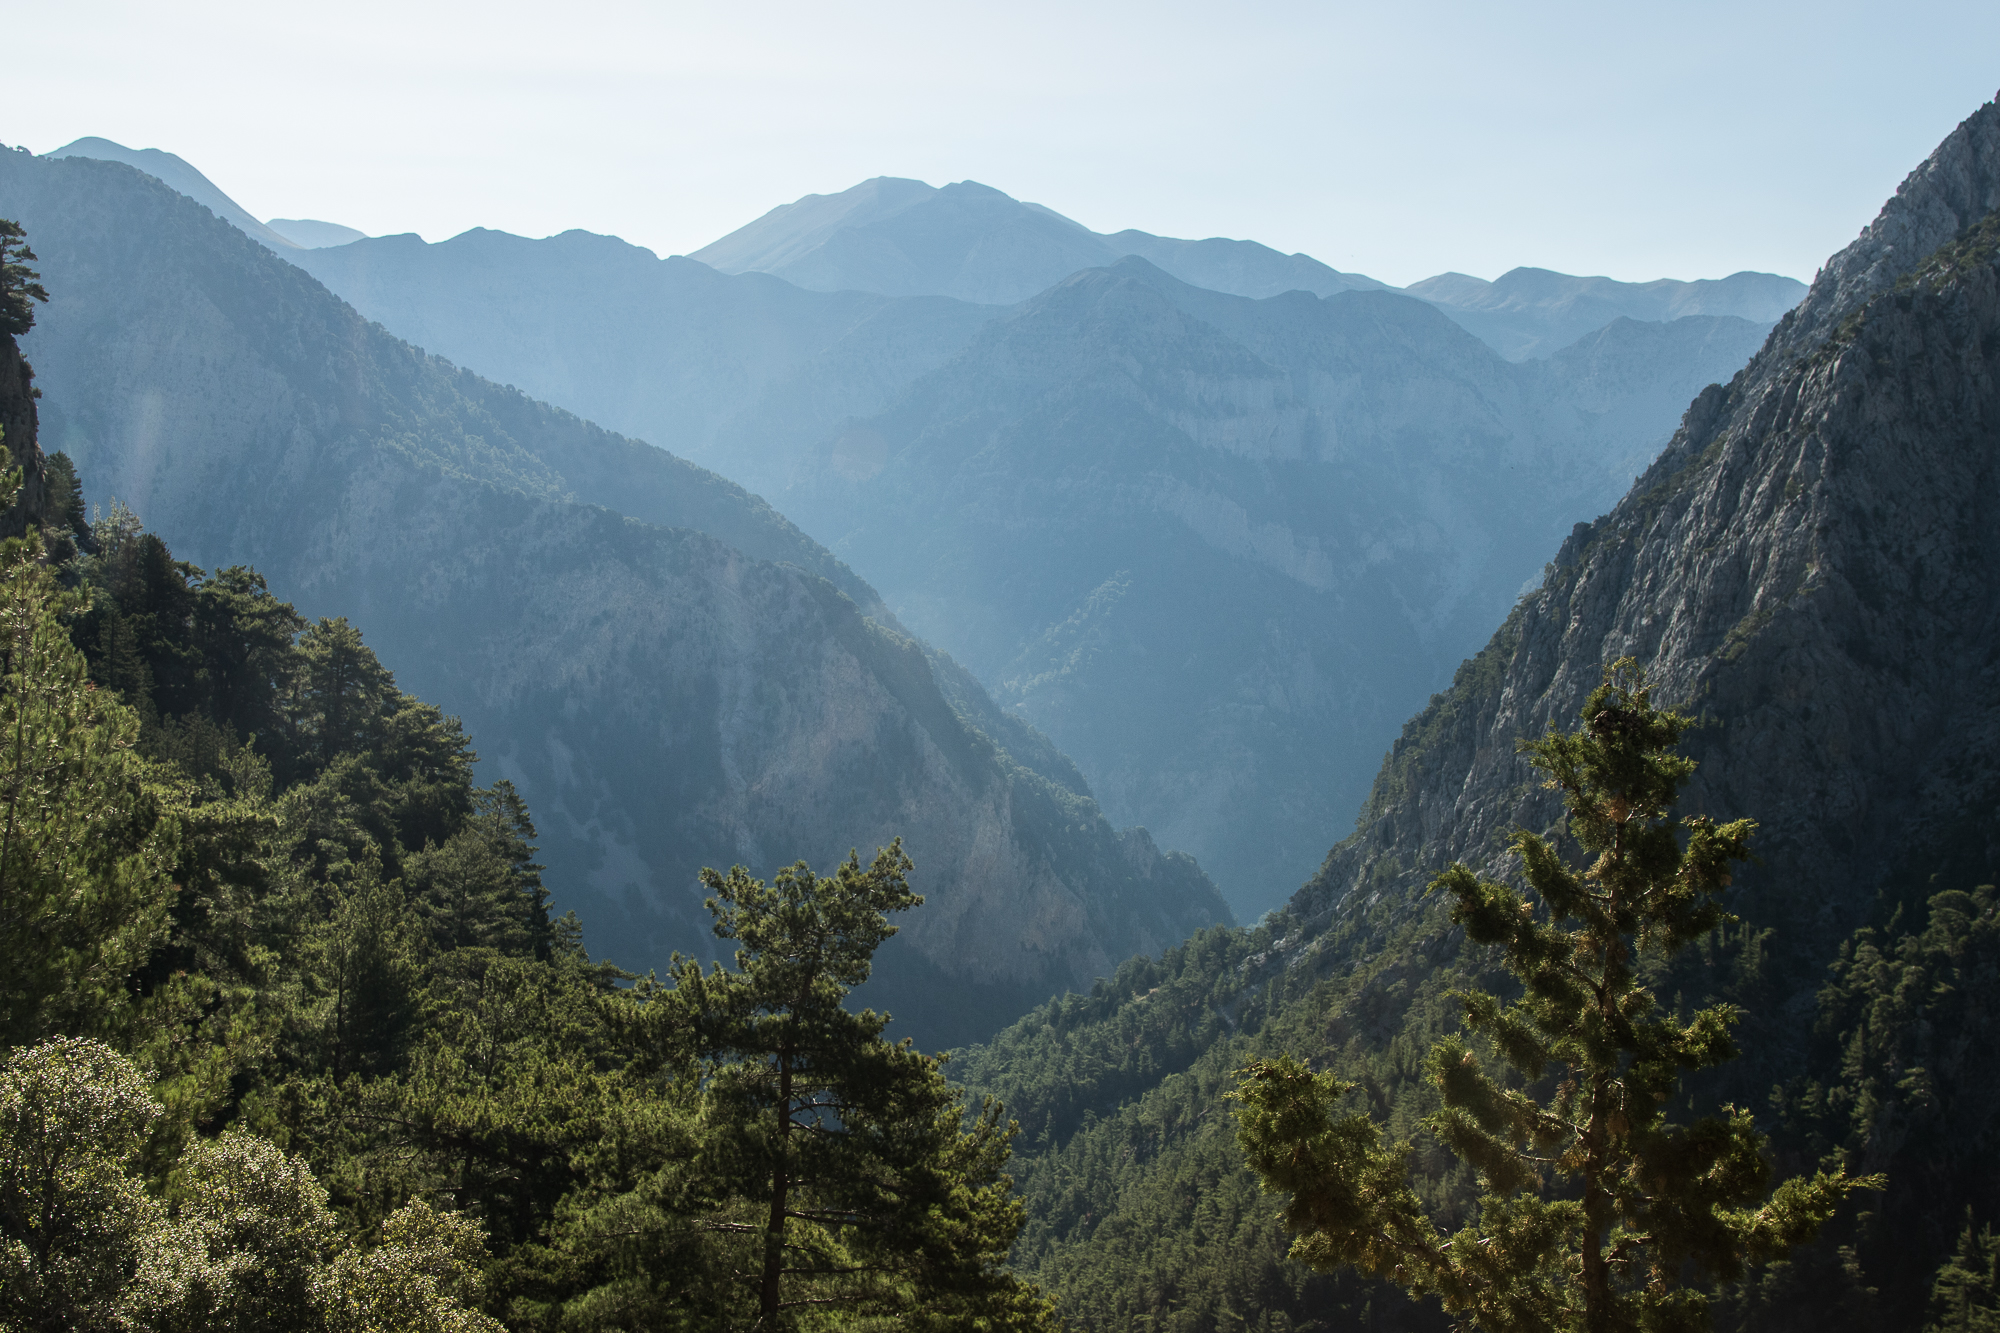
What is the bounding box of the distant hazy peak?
[1402,272,1491,304]
[266,217,366,249]
[690,176,938,273]
[691,175,1389,305]
[44,137,300,252]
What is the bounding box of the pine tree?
[0,221,47,339]
[1234,660,1876,1333]
[673,842,1059,1330]
[1927,1214,2000,1333]
[0,527,178,1047]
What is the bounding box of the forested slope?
[959,92,2000,1331]
[0,146,1229,1048]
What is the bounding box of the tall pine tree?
[1235,661,1875,1333]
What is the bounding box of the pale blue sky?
[12,0,2000,287]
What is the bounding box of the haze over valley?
[8,27,2000,1325]
[36,134,1802,918]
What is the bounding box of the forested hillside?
[0,486,1062,1328]
[954,93,2000,1331]
[0,146,1229,1048]
[0,239,1064,1321]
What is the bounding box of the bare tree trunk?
[759,1038,794,1324]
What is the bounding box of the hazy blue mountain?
[690,176,1386,305]
[266,217,366,248]
[289,226,1000,480]
[1105,229,1390,299]
[954,91,2000,1333]
[285,214,1774,918]
[1407,264,1806,359]
[45,136,302,252]
[0,144,1231,1047]
[760,260,1773,914]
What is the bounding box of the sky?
[11,1,2000,288]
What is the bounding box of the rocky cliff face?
[0,148,1231,1047]
[1297,92,2000,1049]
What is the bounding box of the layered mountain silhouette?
[688,176,1387,307]
[46,141,1800,913]
[1407,264,1808,359]
[692,174,1802,359]
[0,144,1232,1047]
[953,91,2000,1330]
[266,217,367,248]
[287,210,1773,918]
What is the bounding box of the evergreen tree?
[1927,1214,2000,1333]
[0,529,177,1048]
[1234,661,1874,1333]
[674,843,1060,1329]
[0,221,46,339]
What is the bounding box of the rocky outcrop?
[1295,93,2000,1065]
[0,148,1231,1047]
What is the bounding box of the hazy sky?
[12,1,1999,287]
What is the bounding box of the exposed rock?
[1299,93,2000,1079]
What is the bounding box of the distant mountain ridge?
[0,144,1231,1047]
[952,90,2000,1333]
[45,136,304,252]
[689,176,1387,307]
[690,174,1804,357]
[44,140,1805,363]
[1407,265,1809,359]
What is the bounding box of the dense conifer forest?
[0,458,1060,1329]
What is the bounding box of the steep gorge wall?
[1296,94,2000,1055]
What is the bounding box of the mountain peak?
[1774,91,2000,357]
[44,137,301,252]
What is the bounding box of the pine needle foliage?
[1234,660,1878,1333]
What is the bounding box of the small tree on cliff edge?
[0,219,48,337]
[1234,659,1878,1333]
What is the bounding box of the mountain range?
[948,91,2000,1331]
[20,139,1809,933]
[689,174,1804,359]
[0,143,1231,1048]
[283,211,1776,913]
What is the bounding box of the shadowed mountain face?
[951,93,2000,1333]
[689,176,1386,306]
[1407,265,1806,359]
[0,145,1232,1048]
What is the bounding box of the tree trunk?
[759,1039,793,1324]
